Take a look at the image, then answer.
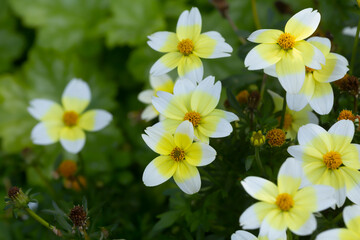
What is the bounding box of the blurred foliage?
[0,0,360,239]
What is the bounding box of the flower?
[142,121,216,194]
[152,76,239,143]
[28,79,113,154]
[316,204,360,240]
[57,160,77,178]
[267,90,318,139]
[138,74,174,121]
[288,120,360,207]
[251,130,266,147]
[231,230,286,240]
[266,37,348,115]
[245,8,325,93]
[148,7,233,83]
[266,129,286,147]
[338,110,356,122]
[69,205,88,230]
[240,158,335,239]
[236,90,250,104]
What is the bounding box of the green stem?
[332,211,343,224]
[25,208,62,236]
[279,96,287,129]
[354,95,358,114]
[287,229,293,240]
[258,74,268,110]
[254,147,265,176]
[251,0,261,29]
[349,18,360,75]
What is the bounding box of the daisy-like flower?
[245,8,325,93]
[288,120,360,207]
[231,230,285,240]
[152,76,239,143]
[240,158,335,239]
[266,37,349,115]
[28,79,113,154]
[267,90,318,139]
[138,74,174,121]
[148,7,233,83]
[142,120,216,194]
[316,204,360,240]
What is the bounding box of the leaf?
[82,197,88,212]
[226,87,244,118]
[55,214,72,232]
[152,210,182,232]
[245,155,254,171]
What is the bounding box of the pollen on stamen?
[305,66,315,73]
[276,193,294,211]
[184,111,201,127]
[63,111,79,127]
[277,33,295,50]
[177,39,194,56]
[170,147,185,162]
[323,151,342,169]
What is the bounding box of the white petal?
[342,26,359,37]
[231,230,257,240]
[328,120,354,141]
[264,64,277,77]
[308,82,333,115]
[185,142,216,167]
[150,52,182,76]
[285,8,320,40]
[173,161,201,194]
[138,90,154,104]
[311,185,336,211]
[343,205,360,227]
[78,109,113,132]
[286,92,308,111]
[241,176,278,202]
[59,127,86,154]
[142,156,177,187]
[28,99,63,121]
[297,123,329,146]
[223,110,239,122]
[290,213,317,236]
[176,7,202,40]
[61,78,91,113]
[31,122,62,145]
[141,105,158,121]
[147,31,178,52]
[173,78,196,95]
[195,31,233,59]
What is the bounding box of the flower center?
[277,33,295,50]
[338,110,356,122]
[63,111,79,127]
[177,39,194,56]
[170,146,185,162]
[305,66,315,73]
[184,111,201,127]
[323,151,342,169]
[265,128,286,147]
[276,193,294,211]
[277,113,292,130]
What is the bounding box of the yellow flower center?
[277,113,293,130]
[323,151,342,169]
[265,128,286,147]
[63,111,79,127]
[305,66,315,73]
[170,146,185,162]
[277,33,295,50]
[276,193,294,211]
[177,39,194,56]
[184,111,201,127]
[338,110,356,122]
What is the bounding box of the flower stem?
[254,147,265,176]
[349,18,360,75]
[251,0,261,29]
[258,74,268,110]
[25,208,62,236]
[279,95,287,129]
[354,95,358,114]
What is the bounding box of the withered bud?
[334,74,359,96]
[248,91,260,110]
[69,205,88,229]
[8,186,20,200]
[236,90,250,105]
[210,0,229,18]
[7,186,30,209]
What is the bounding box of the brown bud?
[334,74,359,96]
[210,0,229,18]
[236,90,250,105]
[69,205,88,229]
[8,186,20,200]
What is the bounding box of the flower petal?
[316,229,359,240]
[176,7,202,41]
[61,78,91,114]
[142,156,177,187]
[198,114,233,138]
[147,31,178,52]
[297,123,331,151]
[191,76,220,116]
[142,124,174,155]
[177,54,204,83]
[241,176,278,202]
[259,209,287,239]
[275,49,305,93]
[240,202,276,229]
[174,120,194,150]
[59,126,86,154]
[328,120,354,148]
[173,161,201,194]
[194,31,232,59]
[287,211,316,236]
[173,78,196,95]
[150,74,174,92]
[185,142,216,166]
[286,92,308,112]
[231,230,257,240]
[152,91,187,120]
[150,52,183,76]
[342,167,360,205]
[245,43,282,70]
[307,36,331,56]
[28,99,64,121]
[295,40,325,69]
[343,204,360,231]
[31,121,63,145]
[141,105,159,121]
[314,53,349,83]
[308,82,333,115]
[285,8,320,40]
[295,185,335,212]
[247,29,283,43]
[78,109,112,132]
[278,158,302,195]
[138,90,154,104]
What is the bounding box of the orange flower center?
[63,111,79,127]
[266,128,286,147]
[323,151,342,169]
[338,110,356,122]
[276,193,294,211]
[277,113,293,130]
[277,33,295,50]
[177,39,194,56]
[184,111,201,127]
[305,66,315,73]
[170,147,185,162]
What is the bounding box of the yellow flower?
[240,158,335,239]
[28,79,112,153]
[142,121,216,194]
[138,74,174,121]
[148,7,232,83]
[288,120,360,207]
[267,90,318,139]
[245,8,325,93]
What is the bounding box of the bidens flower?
[28,79,112,154]
[148,7,232,83]
[268,90,318,139]
[138,74,174,121]
[142,121,216,194]
[240,158,335,239]
[316,204,360,240]
[288,120,360,207]
[245,8,325,93]
[152,76,239,143]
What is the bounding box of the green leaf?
[152,210,182,232]
[245,155,254,171]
